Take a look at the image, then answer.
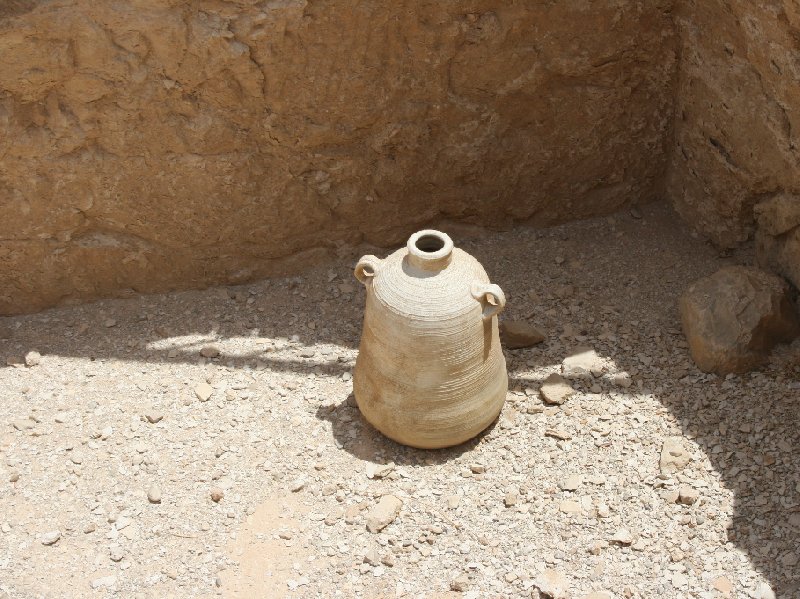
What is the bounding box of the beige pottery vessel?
[353,230,508,449]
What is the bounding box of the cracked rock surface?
[0,0,675,314]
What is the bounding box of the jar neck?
[406,230,454,272]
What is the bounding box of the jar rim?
[407,230,454,263]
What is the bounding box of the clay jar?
[353,230,508,449]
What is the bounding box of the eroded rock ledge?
[0,1,676,314]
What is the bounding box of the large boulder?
[679,266,800,375]
[755,194,800,291]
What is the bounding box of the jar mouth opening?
[416,234,445,253]
[407,230,453,264]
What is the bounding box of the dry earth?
[1,203,799,598]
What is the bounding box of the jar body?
[353,231,507,449]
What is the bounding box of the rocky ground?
[1,203,799,599]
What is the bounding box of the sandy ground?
[1,203,799,599]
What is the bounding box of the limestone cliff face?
[0,0,676,314]
[667,0,800,248]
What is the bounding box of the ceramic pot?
[353,229,508,449]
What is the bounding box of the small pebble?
[200,345,220,358]
[147,484,162,504]
[40,530,61,546]
[24,350,41,367]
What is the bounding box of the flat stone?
[450,573,470,592]
[610,371,632,388]
[559,475,582,491]
[660,437,692,475]
[109,546,124,562]
[610,529,633,545]
[545,428,572,441]
[145,411,163,424]
[671,572,688,588]
[12,419,35,431]
[500,320,546,349]
[677,485,699,505]
[562,347,606,380]
[712,576,733,595]
[90,575,117,589]
[539,373,575,406]
[363,549,381,566]
[559,500,581,514]
[533,569,568,599]
[194,382,213,402]
[365,462,395,479]
[40,530,61,545]
[365,495,402,533]
[504,490,519,507]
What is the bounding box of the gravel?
[1,203,798,597]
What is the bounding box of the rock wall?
[0,0,677,314]
[667,0,800,248]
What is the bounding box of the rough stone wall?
[667,0,800,248]
[0,0,677,315]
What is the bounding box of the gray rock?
[365,495,402,533]
[562,347,606,380]
[680,266,800,374]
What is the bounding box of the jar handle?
[471,283,506,320]
[354,255,382,285]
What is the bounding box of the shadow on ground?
[2,203,798,595]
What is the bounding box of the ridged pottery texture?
[353,230,508,449]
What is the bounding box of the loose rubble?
[1,205,797,597]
